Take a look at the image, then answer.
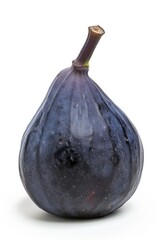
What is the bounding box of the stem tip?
[73,25,105,69]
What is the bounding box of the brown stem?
[72,25,105,68]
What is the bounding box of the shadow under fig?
[16,197,132,223]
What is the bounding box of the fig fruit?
[19,26,144,218]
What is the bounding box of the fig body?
[19,26,143,218]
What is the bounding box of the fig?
[19,26,144,218]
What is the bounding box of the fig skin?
[19,66,143,218]
[19,26,143,218]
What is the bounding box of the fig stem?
[73,25,105,68]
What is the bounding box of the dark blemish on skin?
[110,149,121,166]
[107,126,121,166]
[54,144,80,169]
[89,146,96,152]
[58,138,63,144]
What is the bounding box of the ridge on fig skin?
[19,66,143,218]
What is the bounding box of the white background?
[0,0,160,239]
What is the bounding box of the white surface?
[0,0,160,239]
